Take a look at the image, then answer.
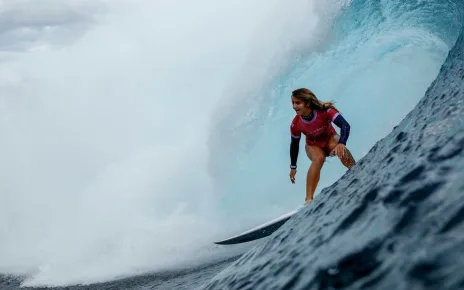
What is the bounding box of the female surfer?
[289,88,356,206]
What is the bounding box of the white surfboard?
[214,207,302,245]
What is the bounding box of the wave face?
[202,7,464,290]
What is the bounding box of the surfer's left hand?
[331,144,346,159]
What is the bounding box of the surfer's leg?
[327,134,356,169]
[305,144,326,204]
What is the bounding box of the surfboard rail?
[214,208,300,245]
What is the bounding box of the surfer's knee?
[311,154,326,166]
[306,145,325,165]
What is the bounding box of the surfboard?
[214,207,301,245]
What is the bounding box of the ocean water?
[1,0,463,289]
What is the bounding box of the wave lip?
[201,25,464,290]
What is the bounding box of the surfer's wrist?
[290,165,297,169]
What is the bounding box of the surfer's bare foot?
[304,198,313,206]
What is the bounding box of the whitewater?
[0,0,463,289]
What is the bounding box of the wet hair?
[292,88,337,111]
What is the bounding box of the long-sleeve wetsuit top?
[290,108,350,168]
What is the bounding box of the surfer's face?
[292,96,311,116]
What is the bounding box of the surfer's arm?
[290,116,301,169]
[333,114,350,145]
[290,137,300,169]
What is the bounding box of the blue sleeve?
[333,114,350,145]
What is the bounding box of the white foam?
[0,0,342,286]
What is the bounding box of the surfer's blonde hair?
[292,88,337,111]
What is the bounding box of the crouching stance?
[288,88,356,206]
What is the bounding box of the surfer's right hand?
[289,169,296,184]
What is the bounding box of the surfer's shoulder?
[324,107,340,121]
[290,115,300,127]
[325,107,339,113]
